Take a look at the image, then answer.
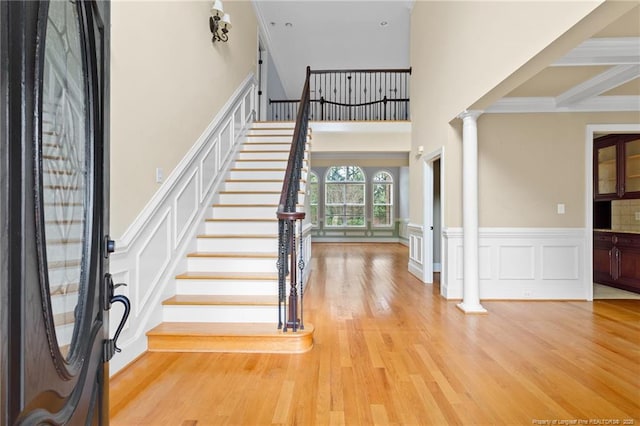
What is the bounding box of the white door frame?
[585,123,640,301]
[422,147,445,284]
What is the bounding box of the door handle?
[103,273,131,361]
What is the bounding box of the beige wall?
[310,130,411,153]
[478,112,640,227]
[409,0,612,227]
[110,1,257,237]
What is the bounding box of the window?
[325,166,365,227]
[373,171,393,227]
[308,172,319,226]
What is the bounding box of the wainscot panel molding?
[442,228,588,300]
[109,74,257,375]
[398,218,410,246]
[407,223,424,280]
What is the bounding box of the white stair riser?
[45,223,85,241]
[245,135,294,143]
[197,237,278,252]
[242,143,291,152]
[218,193,280,204]
[234,160,288,169]
[45,242,83,262]
[252,122,295,128]
[42,188,85,204]
[229,170,285,180]
[43,204,85,221]
[176,279,278,296]
[247,129,295,136]
[237,151,290,160]
[224,181,283,191]
[218,193,304,205]
[162,305,277,323]
[211,206,278,219]
[205,221,276,234]
[187,257,277,272]
[48,268,80,284]
[55,323,74,346]
[50,292,79,316]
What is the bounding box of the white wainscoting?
[109,74,256,374]
[407,223,424,279]
[442,228,588,300]
[398,218,410,246]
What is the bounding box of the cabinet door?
[594,141,618,199]
[623,136,640,197]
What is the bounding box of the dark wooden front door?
[0,1,122,424]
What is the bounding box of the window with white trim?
[308,172,319,226]
[372,171,393,227]
[325,166,366,227]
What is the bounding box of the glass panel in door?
[597,145,617,195]
[625,138,640,193]
[42,0,90,360]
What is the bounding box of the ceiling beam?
[556,64,640,107]
[552,37,640,66]
[485,96,640,113]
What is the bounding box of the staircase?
[42,99,85,358]
[146,122,314,353]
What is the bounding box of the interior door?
[0,1,124,424]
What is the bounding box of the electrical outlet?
[155,167,164,183]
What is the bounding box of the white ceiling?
[252,1,639,113]
[253,0,413,98]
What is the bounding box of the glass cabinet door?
[596,143,617,197]
[624,137,640,194]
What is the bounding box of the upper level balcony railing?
[269,68,411,121]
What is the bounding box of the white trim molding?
[109,74,257,374]
[407,223,424,280]
[442,228,588,300]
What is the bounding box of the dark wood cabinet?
[594,134,640,200]
[594,231,640,294]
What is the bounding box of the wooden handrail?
[276,66,311,333]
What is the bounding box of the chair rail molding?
[442,227,588,300]
[109,73,256,374]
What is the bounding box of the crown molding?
[486,96,640,114]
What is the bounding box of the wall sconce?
[210,0,231,43]
[417,146,424,156]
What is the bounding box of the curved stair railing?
[269,67,411,121]
[277,66,311,332]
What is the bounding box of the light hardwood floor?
[110,243,640,425]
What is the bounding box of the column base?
[456,302,488,314]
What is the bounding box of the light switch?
[635,212,640,221]
[557,203,565,215]
[156,167,164,183]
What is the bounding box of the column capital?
[458,109,483,121]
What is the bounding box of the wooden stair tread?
[225,179,283,182]
[197,234,277,239]
[148,322,313,337]
[162,295,278,306]
[187,252,277,258]
[205,218,277,222]
[240,150,290,153]
[146,322,314,353]
[175,271,277,280]
[230,168,286,171]
[211,204,303,208]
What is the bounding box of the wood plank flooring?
[110,243,640,425]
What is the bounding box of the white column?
[457,110,487,314]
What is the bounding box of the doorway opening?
[422,148,444,286]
